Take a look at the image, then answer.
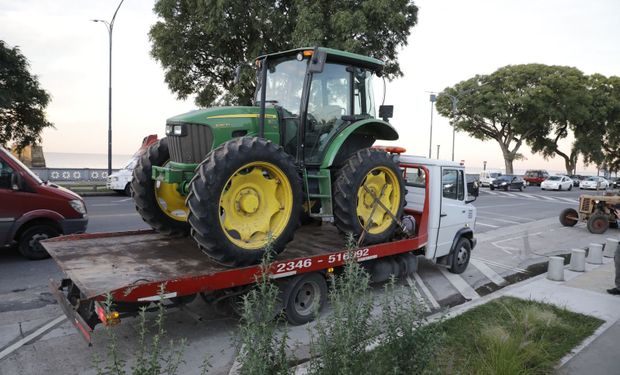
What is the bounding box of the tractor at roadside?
[132,47,406,267]
[559,194,620,234]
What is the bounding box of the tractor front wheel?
[187,137,302,267]
[559,208,579,227]
[333,148,406,244]
[132,138,190,236]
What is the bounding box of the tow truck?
[46,155,478,343]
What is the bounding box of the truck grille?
[167,123,213,163]
[579,197,591,213]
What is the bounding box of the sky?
[1,0,619,174]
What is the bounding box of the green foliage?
[149,0,418,107]
[431,296,603,375]
[94,285,189,375]
[0,40,53,150]
[307,236,375,374]
[437,64,591,174]
[237,239,291,375]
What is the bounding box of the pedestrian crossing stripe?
[479,190,578,203]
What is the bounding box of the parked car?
[579,176,609,190]
[489,175,525,191]
[541,175,573,191]
[107,134,158,196]
[479,171,502,187]
[567,174,584,187]
[523,170,549,186]
[0,147,88,259]
[608,177,620,189]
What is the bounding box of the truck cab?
[0,147,88,259]
[401,156,477,273]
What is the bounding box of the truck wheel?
[587,213,609,234]
[333,149,406,244]
[284,273,327,325]
[448,237,471,274]
[132,138,190,236]
[559,208,579,227]
[187,137,302,267]
[18,225,58,260]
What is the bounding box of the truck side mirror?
[11,172,22,191]
[379,105,394,121]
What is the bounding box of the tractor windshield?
[256,58,307,116]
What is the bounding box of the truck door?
[0,155,18,245]
[435,168,468,258]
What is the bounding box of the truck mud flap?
[48,279,94,344]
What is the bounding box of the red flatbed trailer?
[46,163,431,343]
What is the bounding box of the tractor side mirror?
[308,49,327,73]
[233,65,242,85]
[379,105,394,121]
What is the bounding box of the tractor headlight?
[69,200,87,215]
[165,124,186,136]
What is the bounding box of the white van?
[479,170,502,187]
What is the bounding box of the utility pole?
[93,0,125,176]
[436,145,440,159]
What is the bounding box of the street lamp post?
[428,94,437,158]
[93,0,125,177]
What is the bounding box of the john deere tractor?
[132,47,406,267]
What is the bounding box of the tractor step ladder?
[303,169,333,218]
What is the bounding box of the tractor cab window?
[257,58,307,116]
[353,69,375,118]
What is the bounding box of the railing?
[31,168,118,182]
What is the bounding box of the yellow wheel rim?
[356,166,401,235]
[154,163,188,222]
[219,161,293,250]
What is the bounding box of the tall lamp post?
[92,0,125,176]
[428,93,437,158]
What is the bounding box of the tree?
[437,65,553,174]
[524,66,590,175]
[149,0,418,107]
[0,40,53,150]
[578,74,620,173]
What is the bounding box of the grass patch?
[431,296,603,374]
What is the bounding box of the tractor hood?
[167,106,277,125]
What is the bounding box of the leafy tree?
[0,40,53,150]
[578,74,620,173]
[149,0,418,107]
[524,66,590,175]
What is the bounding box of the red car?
[523,169,549,186]
[0,147,88,259]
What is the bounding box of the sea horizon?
[44,152,135,169]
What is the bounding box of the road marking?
[472,257,529,274]
[439,268,480,300]
[535,194,562,201]
[412,272,440,309]
[480,217,521,224]
[477,210,535,221]
[476,222,500,228]
[475,203,529,209]
[470,259,507,286]
[496,192,517,197]
[519,193,537,199]
[554,197,579,203]
[0,315,66,361]
[115,197,133,202]
[406,277,431,312]
[91,203,120,207]
[483,190,499,195]
[89,213,140,218]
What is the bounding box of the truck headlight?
[69,200,87,215]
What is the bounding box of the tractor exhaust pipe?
[258,58,268,138]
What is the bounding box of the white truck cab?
[479,170,502,187]
[400,155,477,273]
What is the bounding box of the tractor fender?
[320,119,399,168]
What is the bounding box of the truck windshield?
[255,58,307,116]
[0,147,43,184]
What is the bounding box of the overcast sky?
[1,0,619,173]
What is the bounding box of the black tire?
[504,186,508,191]
[449,237,471,274]
[558,185,562,191]
[587,213,609,234]
[559,208,579,227]
[124,183,132,197]
[333,149,406,245]
[568,184,572,191]
[131,138,190,237]
[18,225,58,260]
[187,137,303,267]
[518,185,523,192]
[284,273,328,325]
[490,185,495,190]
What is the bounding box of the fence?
[31,168,118,183]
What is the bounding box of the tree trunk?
[498,142,515,174]
[504,158,514,175]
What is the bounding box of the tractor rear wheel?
[187,137,302,267]
[559,208,579,227]
[587,213,609,234]
[131,138,190,236]
[333,148,406,244]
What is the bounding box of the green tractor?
[132,47,406,267]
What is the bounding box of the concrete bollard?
[587,243,604,265]
[604,238,619,258]
[547,256,565,281]
[569,249,586,272]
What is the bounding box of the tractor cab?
[254,47,397,166]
